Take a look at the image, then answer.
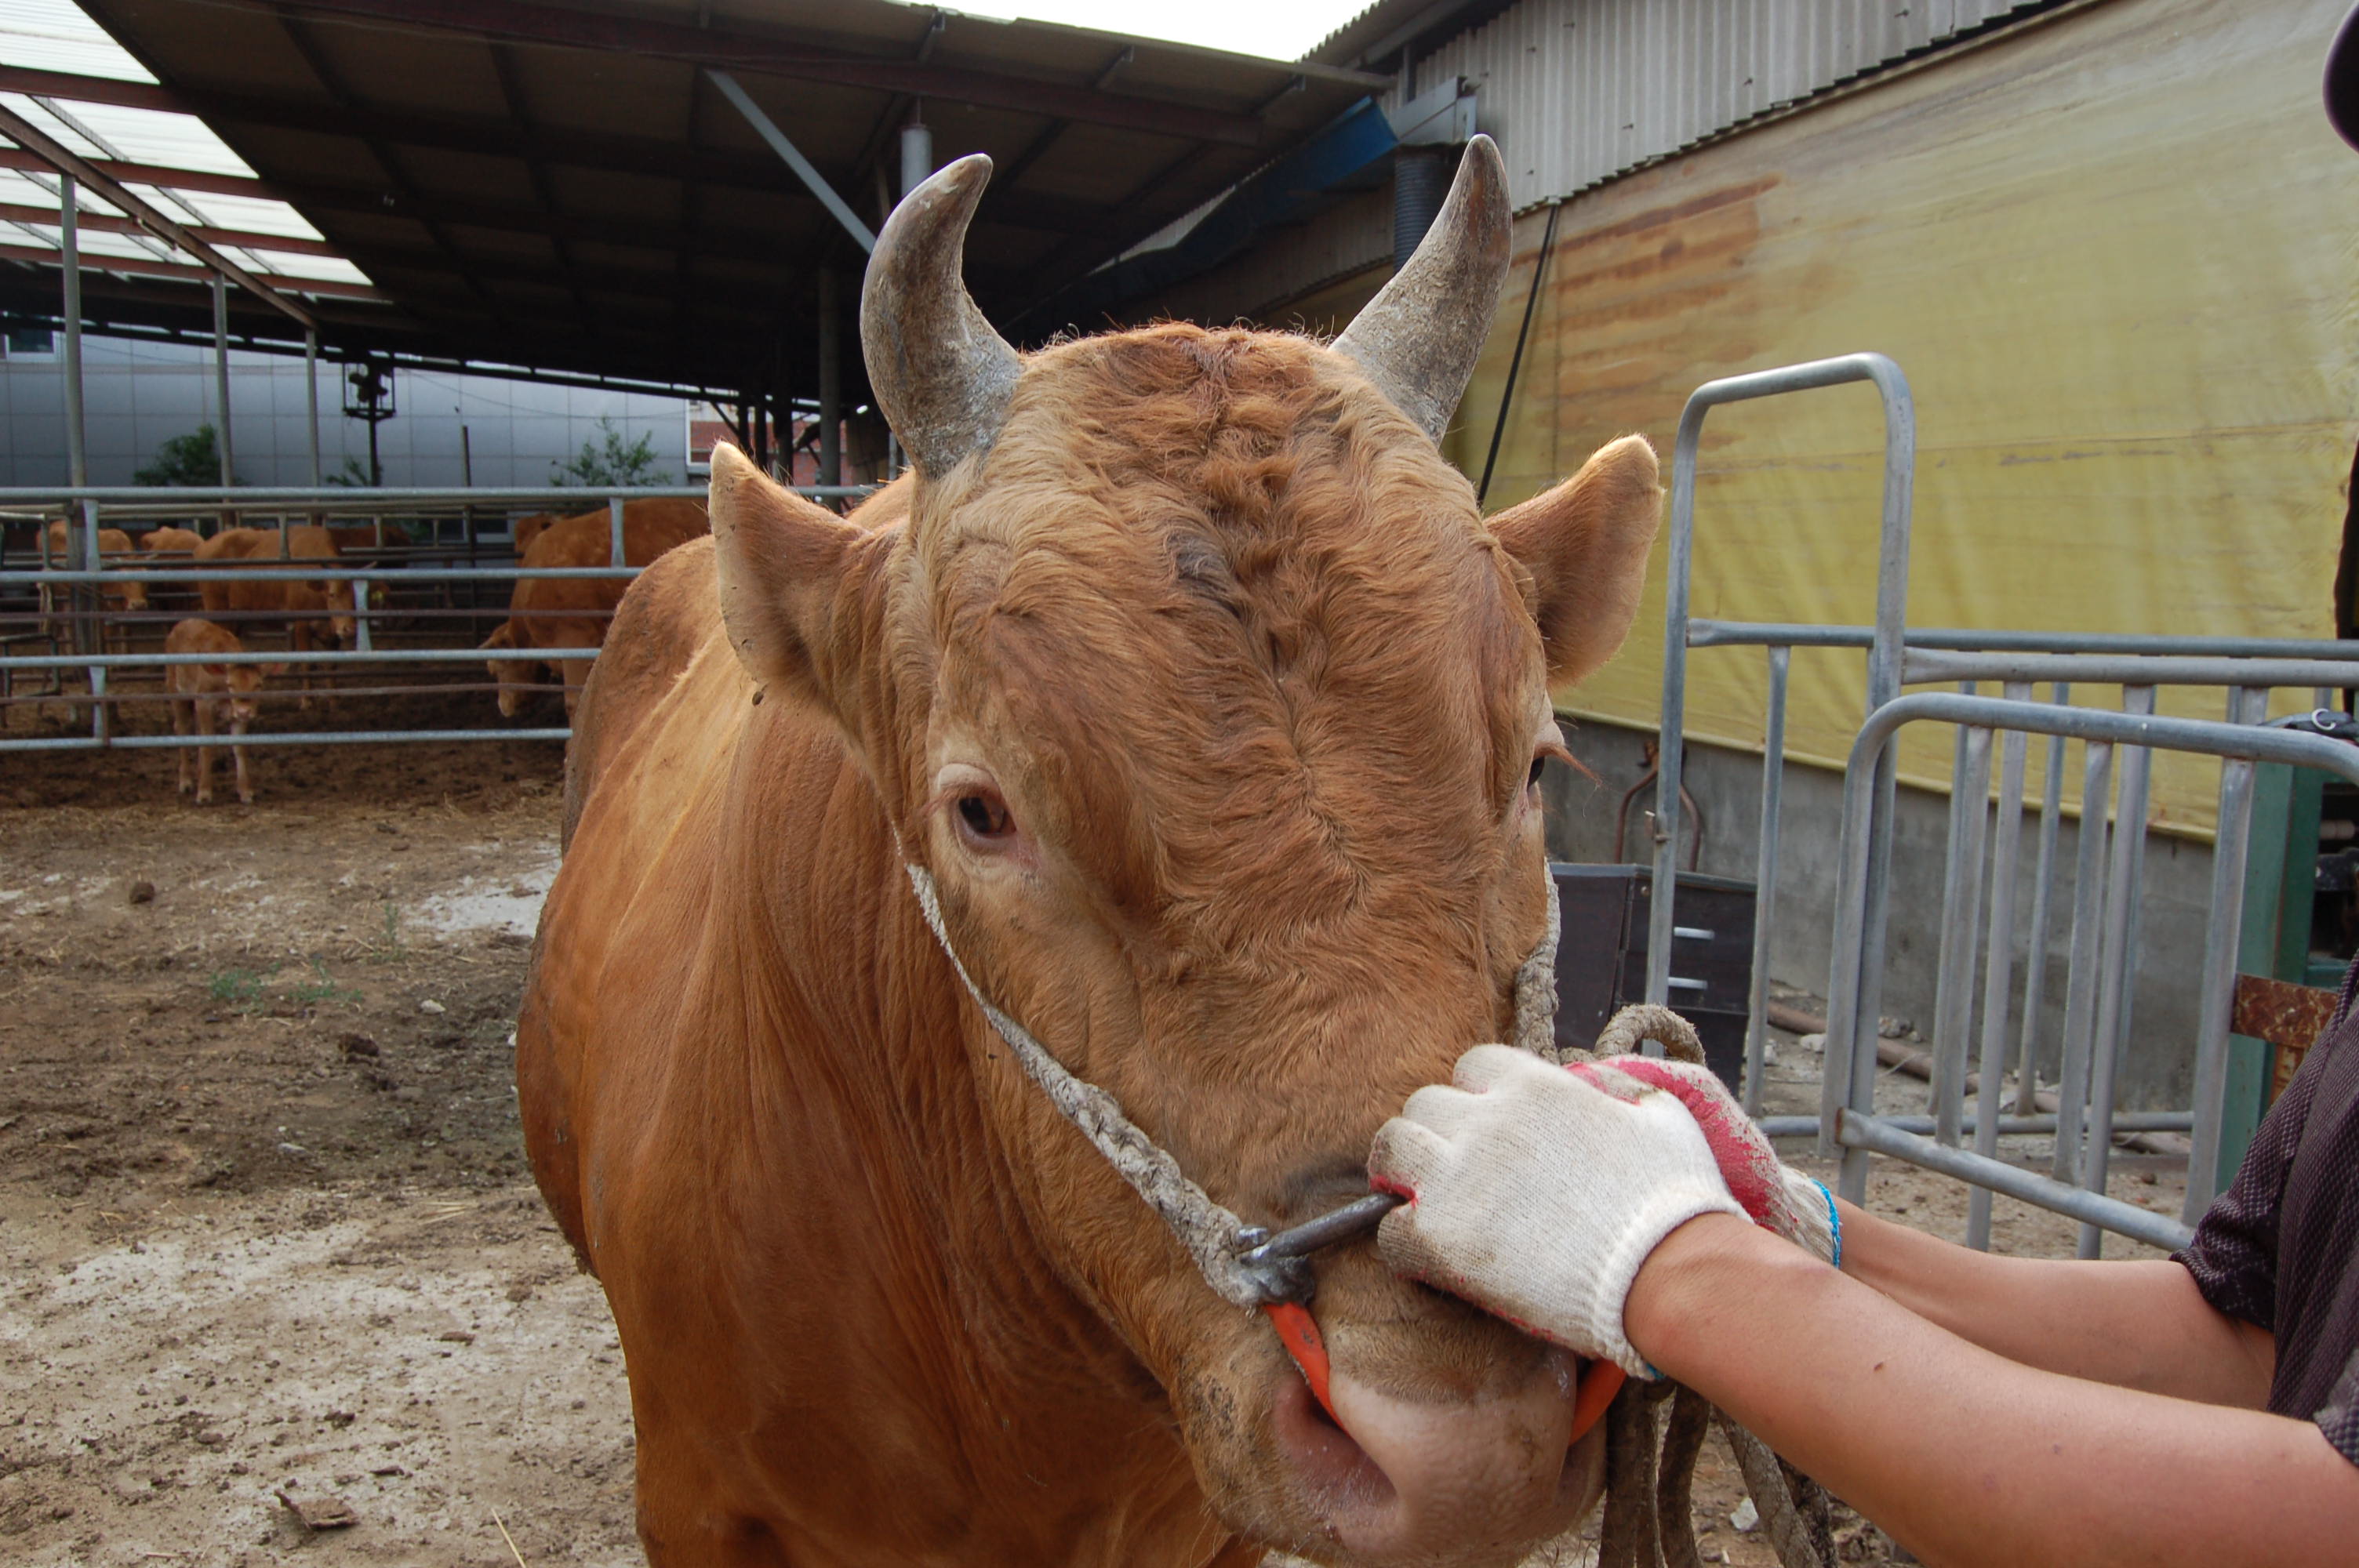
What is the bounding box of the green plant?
[322,456,377,488]
[551,416,671,487]
[136,424,236,487]
[371,899,405,960]
[289,957,362,1007]
[206,967,269,1004]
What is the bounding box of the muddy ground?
[0,699,2190,1566]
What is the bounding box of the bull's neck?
[715,711,1189,1484]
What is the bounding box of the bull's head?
[708,137,1661,1566]
[321,576,359,648]
[480,622,536,718]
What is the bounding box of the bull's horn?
[860,154,1023,479]
[1331,134,1512,444]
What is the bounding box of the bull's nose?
[1273,1348,1597,1566]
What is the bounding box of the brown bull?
[192,525,357,655]
[480,499,707,717]
[519,140,1663,1566]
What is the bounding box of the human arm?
[1581,1053,2276,1406]
[1627,1213,2359,1568]
[1833,1199,2274,1406]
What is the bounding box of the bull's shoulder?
[523,516,607,571]
[193,528,264,561]
[286,525,343,560]
[562,535,722,846]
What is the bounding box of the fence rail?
[1649,354,2359,1258]
[0,482,876,751]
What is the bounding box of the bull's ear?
[711,443,868,715]
[1488,434,1663,685]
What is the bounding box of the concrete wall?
[0,332,691,489]
[1542,717,2219,1110]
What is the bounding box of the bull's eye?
[1527,756,1548,791]
[956,790,1014,844]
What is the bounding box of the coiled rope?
[1580,1007,1830,1568]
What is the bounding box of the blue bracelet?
[1815,1178,1843,1271]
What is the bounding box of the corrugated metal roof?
[0,2,377,304]
[1,0,1389,398]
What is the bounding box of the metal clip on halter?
[1234,1192,1403,1306]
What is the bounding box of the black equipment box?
[1549,862,1757,1092]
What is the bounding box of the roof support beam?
[0,144,272,201]
[0,240,388,301]
[0,200,343,259]
[0,66,1108,238]
[707,71,874,254]
[0,100,315,329]
[264,0,1273,146]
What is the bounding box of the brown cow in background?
[139,525,204,558]
[192,526,358,655]
[510,511,559,560]
[479,499,706,717]
[42,519,149,652]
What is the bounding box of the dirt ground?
[0,713,2190,1566]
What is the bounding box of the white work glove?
[1369,1044,1747,1378]
[1581,1054,1839,1267]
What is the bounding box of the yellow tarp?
[1452,0,2359,837]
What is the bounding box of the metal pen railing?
[1645,354,2359,1256]
[0,482,870,753]
[1648,353,1916,1123]
[1822,694,2359,1254]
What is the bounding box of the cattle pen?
[0,484,867,752]
[8,0,2359,1562]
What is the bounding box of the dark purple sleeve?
[2317,1347,2359,1466]
[2175,1065,2314,1332]
[2175,964,2359,1332]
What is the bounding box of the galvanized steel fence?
[0,484,865,752]
[1641,354,2359,1256]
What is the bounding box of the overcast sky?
[954,0,1372,61]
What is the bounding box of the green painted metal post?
[2218,763,2327,1190]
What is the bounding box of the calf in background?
[165,619,282,805]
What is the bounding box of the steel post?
[1743,644,1790,1114]
[79,497,101,691]
[60,174,86,488]
[2016,683,2069,1115]
[608,495,626,568]
[1929,685,1990,1147]
[212,275,234,487]
[1654,354,1914,1029]
[1967,684,2032,1248]
[2053,738,2115,1183]
[305,330,322,488]
[2078,686,2157,1259]
[900,119,935,200]
[2184,686,2269,1221]
[819,269,842,492]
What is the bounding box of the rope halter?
[903,861,1563,1310]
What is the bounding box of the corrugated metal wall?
[1401,0,2063,212]
[1141,0,2076,324]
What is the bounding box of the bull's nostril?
[1271,1367,1392,1509]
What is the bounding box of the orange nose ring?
[1263,1301,1626,1446]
